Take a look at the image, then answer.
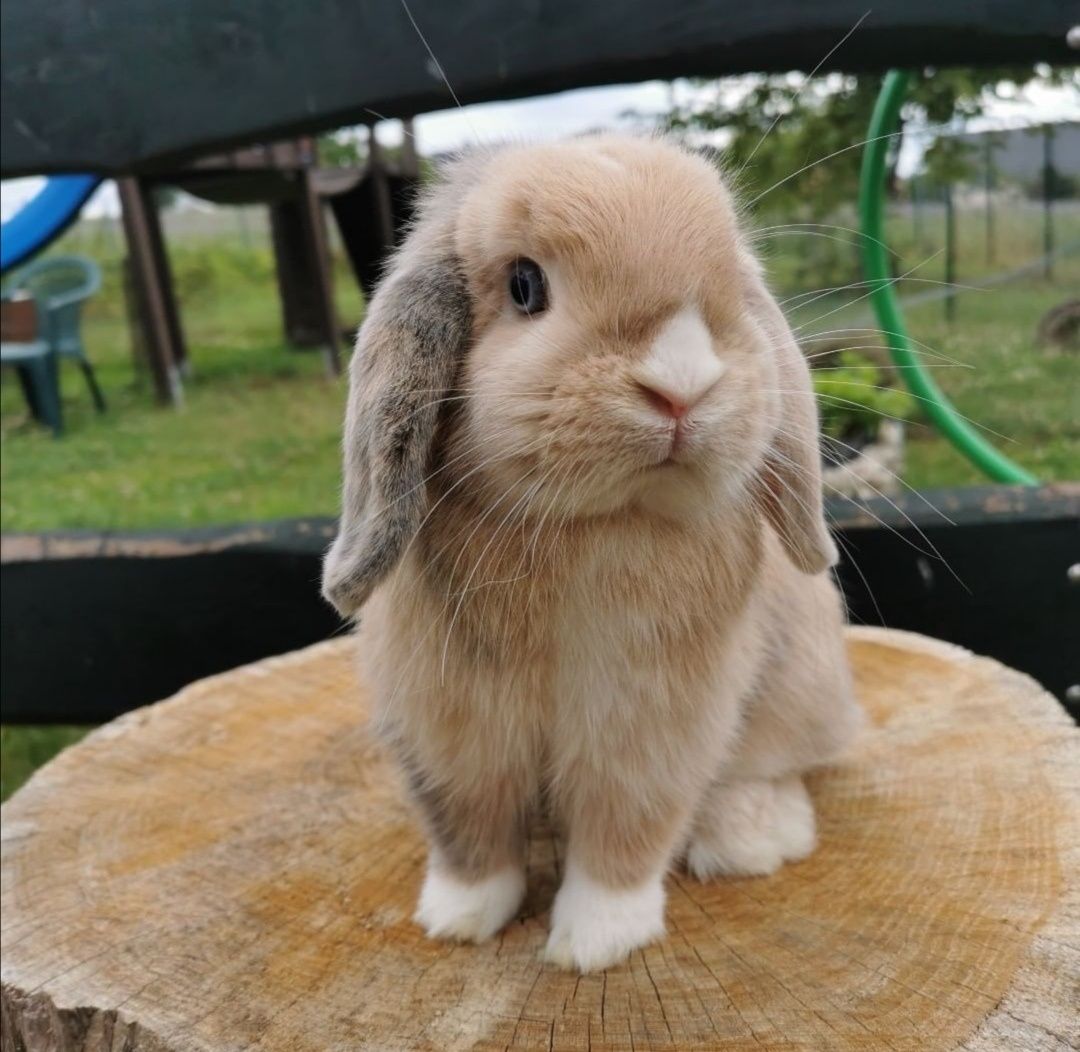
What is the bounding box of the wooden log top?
[2,628,1077,1051]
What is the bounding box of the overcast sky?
[3,77,1077,221]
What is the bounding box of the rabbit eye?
[508,258,548,315]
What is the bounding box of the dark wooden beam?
[297,169,342,375]
[1,486,1077,725]
[367,127,396,250]
[270,198,330,348]
[117,177,186,404]
[399,119,420,178]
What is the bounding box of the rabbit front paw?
[544,860,666,972]
[414,864,525,943]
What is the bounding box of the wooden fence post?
[117,177,185,405]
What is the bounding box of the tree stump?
[2,628,1077,1052]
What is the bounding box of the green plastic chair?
[9,255,106,412]
[0,302,63,435]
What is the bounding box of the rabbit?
[322,133,863,973]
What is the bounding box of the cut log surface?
[2,627,1077,1052]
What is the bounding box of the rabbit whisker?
[751,220,898,258]
[792,250,945,335]
[772,428,966,589]
[399,431,551,570]
[779,274,985,312]
[748,116,963,207]
[769,381,1014,443]
[736,9,870,177]
[796,328,968,367]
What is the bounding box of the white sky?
[3,77,1077,221]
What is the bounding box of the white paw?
[414,864,525,943]
[771,775,817,860]
[544,860,666,972]
[686,776,816,880]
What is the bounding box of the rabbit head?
[322,134,835,616]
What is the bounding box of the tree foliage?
[662,66,1077,218]
[317,131,367,168]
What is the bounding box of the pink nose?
[639,384,688,420]
[636,380,716,421]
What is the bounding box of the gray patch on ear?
[322,260,471,616]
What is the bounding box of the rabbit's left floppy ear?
[322,259,471,616]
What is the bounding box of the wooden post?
[943,183,956,323]
[367,124,396,250]
[269,197,330,347]
[399,117,420,178]
[1042,124,1055,280]
[117,177,185,405]
[144,184,188,376]
[297,168,342,376]
[1,629,1077,1051]
[983,136,995,266]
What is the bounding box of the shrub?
[812,351,916,441]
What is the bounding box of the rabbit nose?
[633,307,724,420]
[635,380,717,420]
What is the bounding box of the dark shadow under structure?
[2,486,1076,726]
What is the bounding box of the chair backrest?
[13,255,101,307]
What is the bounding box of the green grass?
[2,246,355,531]
[2,207,1078,803]
[2,232,359,801]
[786,261,1080,488]
[1,726,89,801]
[902,272,1080,486]
[4,264,1077,532]
[1,330,347,530]
[4,205,1077,531]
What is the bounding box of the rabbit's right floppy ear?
[322,259,471,616]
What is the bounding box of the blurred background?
[2,63,1078,797]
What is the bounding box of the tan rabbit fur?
[323,134,862,972]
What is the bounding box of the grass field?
[786,262,1080,487]
[2,200,1078,800]
[3,225,1076,531]
[0,725,88,801]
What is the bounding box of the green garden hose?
[857,70,1037,485]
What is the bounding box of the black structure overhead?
[2,0,1075,177]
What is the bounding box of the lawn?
[2,203,1078,801]
[3,265,1076,533]
[901,273,1080,486]
[785,262,1080,488]
[1,232,357,531]
[0,725,88,801]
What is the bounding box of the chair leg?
[78,358,107,412]
[38,355,64,436]
[15,364,42,420]
[18,358,63,436]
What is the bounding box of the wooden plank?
[270,199,330,347]
[297,168,342,375]
[1,486,1076,725]
[116,177,184,404]
[368,127,396,249]
[142,184,188,373]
